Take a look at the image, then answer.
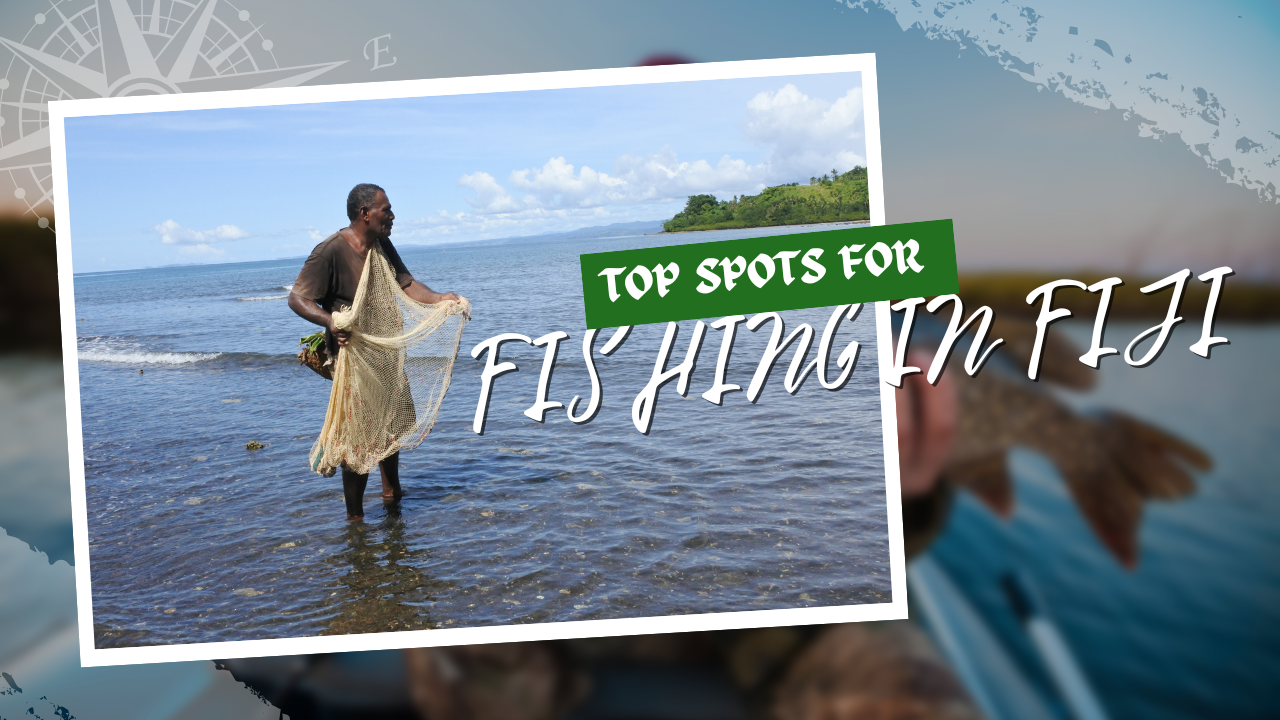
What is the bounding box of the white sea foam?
[280,284,294,291]
[78,339,220,365]
[79,349,222,365]
[236,294,290,301]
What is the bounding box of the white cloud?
[509,157,628,207]
[460,151,767,216]
[154,219,249,246]
[611,149,765,202]
[177,243,224,256]
[745,84,866,182]
[458,171,523,213]
[437,83,866,241]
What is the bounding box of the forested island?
[663,166,869,233]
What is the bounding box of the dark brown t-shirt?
[293,232,415,313]
[293,232,415,353]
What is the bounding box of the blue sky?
[65,72,865,272]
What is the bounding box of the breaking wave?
[80,348,222,365]
[78,338,221,365]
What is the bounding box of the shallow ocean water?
[73,225,891,647]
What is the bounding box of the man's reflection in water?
[322,502,449,635]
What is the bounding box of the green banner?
[580,219,958,328]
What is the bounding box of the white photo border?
[50,53,905,668]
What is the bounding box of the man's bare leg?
[341,465,369,522]
[379,451,403,500]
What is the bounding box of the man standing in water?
[289,183,465,522]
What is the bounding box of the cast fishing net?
[310,243,470,477]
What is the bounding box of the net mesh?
[310,244,469,477]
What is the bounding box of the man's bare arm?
[404,281,470,320]
[403,280,460,305]
[289,292,352,346]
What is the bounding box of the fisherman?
[289,183,465,522]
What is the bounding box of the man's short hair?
[347,183,386,221]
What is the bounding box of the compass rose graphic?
[0,0,345,229]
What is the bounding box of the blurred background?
[1,0,1277,718]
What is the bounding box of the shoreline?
[653,219,872,235]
